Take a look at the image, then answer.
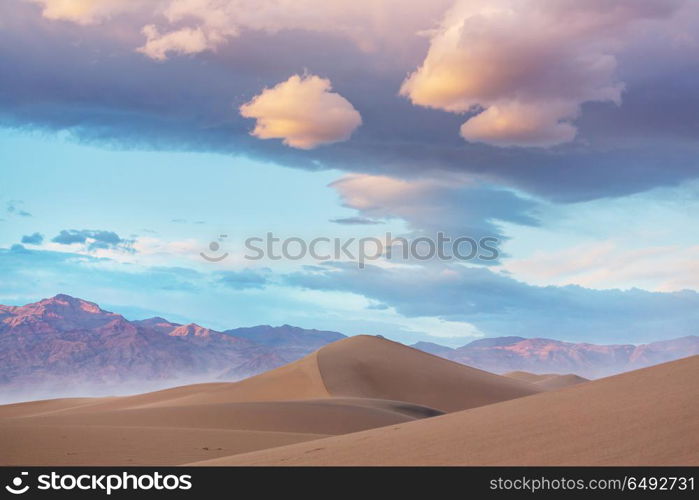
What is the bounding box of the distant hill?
[412,335,699,378]
[224,324,345,361]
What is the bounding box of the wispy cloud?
[501,241,699,292]
[51,229,134,252]
[218,269,270,290]
[329,216,384,226]
[330,174,539,244]
[6,200,32,217]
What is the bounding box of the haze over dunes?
[193,355,699,466]
[0,336,538,465]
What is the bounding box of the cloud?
[6,200,32,217]
[240,74,361,149]
[51,229,133,252]
[330,174,539,242]
[5,0,699,202]
[286,261,699,343]
[0,246,205,301]
[21,232,44,245]
[459,101,579,148]
[9,244,30,254]
[29,0,452,59]
[218,269,269,290]
[132,0,452,59]
[28,0,142,24]
[400,0,684,147]
[329,216,384,225]
[138,24,211,61]
[501,241,699,292]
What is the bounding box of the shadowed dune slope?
[193,355,699,466]
[3,398,442,435]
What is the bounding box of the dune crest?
[315,335,540,412]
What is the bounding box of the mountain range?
[0,294,345,402]
[0,294,697,402]
[412,335,699,378]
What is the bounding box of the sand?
[0,423,325,466]
[6,336,689,467]
[192,355,699,466]
[315,336,541,412]
[0,397,439,465]
[0,335,539,465]
[504,371,589,390]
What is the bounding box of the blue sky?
[1,0,698,345]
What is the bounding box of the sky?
[1,0,698,346]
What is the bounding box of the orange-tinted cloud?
[29,0,140,24]
[240,74,362,150]
[401,0,683,147]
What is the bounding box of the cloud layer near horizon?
[286,261,699,343]
[2,245,697,344]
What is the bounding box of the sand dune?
[193,355,699,466]
[534,374,589,390]
[313,336,540,412]
[39,335,538,414]
[504,371,589,390]
[0,335,541,465]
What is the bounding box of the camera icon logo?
[5,472,29,495]
[200,234,229,262]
